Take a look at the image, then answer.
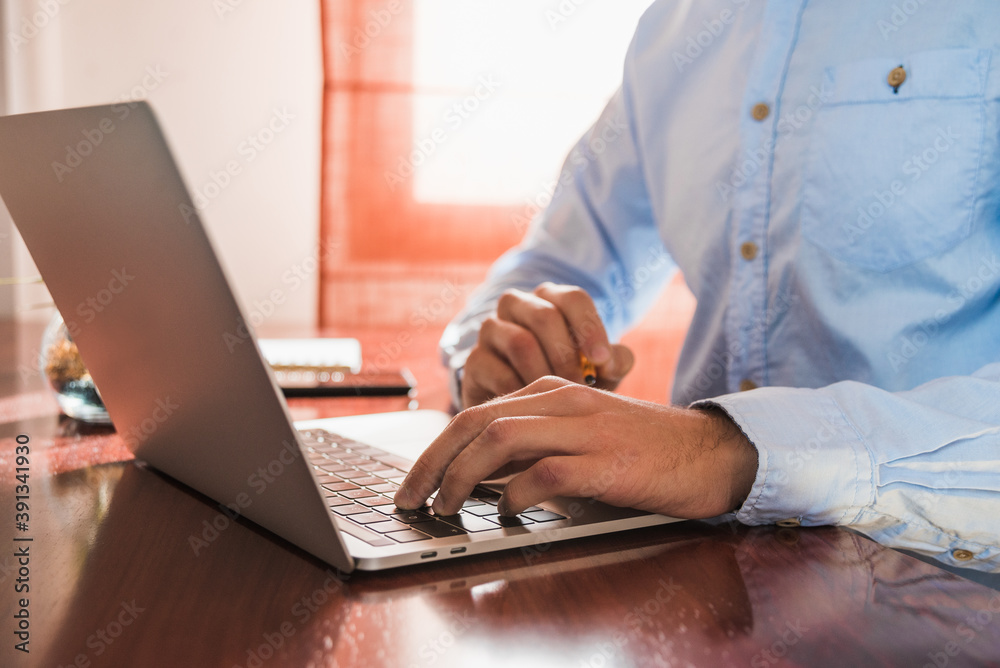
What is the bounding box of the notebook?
[0,102,680,571]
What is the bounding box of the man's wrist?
[695,405,759,513]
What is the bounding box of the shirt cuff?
[692,387,876,528]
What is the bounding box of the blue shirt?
[440,0,1000,572]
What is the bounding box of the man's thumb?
[596,344,634,389]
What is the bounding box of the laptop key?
[374,454,414,472]
[522,510,567,522]
[414,521,468,538]
[335,518,394,547]
[390,510,433,524]
[435,514,499,533]
[465,504,501,517]
[340,489,377,500]
[327,497,353,508]
[314,473,348,485]
[470,486,502,503]
[387,529,432,543]
[322,482,359,492]
[486,515,536,527]
[338,470,369,480]
[351,512,391,525]
[358,496,393,507]
[368,519,414,534]
[351,476,384,487]
[333,503,370,516]
[368,483,398,494]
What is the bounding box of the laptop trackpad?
[295,410,452,462]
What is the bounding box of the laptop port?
[450,547,467,554]
[420,551,437,559]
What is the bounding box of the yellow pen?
[579,351,597,386]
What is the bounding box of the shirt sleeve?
[440,56,677,404]
[694,362,1000,573]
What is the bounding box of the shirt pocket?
[800,48,990,273]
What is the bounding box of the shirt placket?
[725,0,807,394]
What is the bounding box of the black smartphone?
[275,367,416,398]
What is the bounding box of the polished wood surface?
[3,320,1000,668]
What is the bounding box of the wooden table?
[3,320,1000,668]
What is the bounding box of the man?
[396,0,1000,572]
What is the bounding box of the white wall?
[0,0,322,328]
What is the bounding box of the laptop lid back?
[0,103,352,572]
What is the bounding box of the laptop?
[0,102,680,571]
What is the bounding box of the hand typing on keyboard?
[393,376,757,519]
[303,428,566,546]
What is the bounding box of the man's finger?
[432,415,586,515]
[394,381,594,509]
[497,454,601,516]
[595,343,635,389]
[497,288,583,381]
[480,317,554,385]
[461,346,523,408]
[533,282,613,367]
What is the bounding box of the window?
[320,1,693,401]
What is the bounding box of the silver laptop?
[0,102,679,571]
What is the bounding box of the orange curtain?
[318,1,693,402]
[319,1,520,329]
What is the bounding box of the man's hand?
[394,376,759,519]
[460,282,634,409]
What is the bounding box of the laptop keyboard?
[298,429,567,547]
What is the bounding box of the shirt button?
[952,549,975,562]
[776,518,801,528]
[887,66,907,91]
[751,103,771,121]
[740,241,759,261]
[740,379,758,392]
